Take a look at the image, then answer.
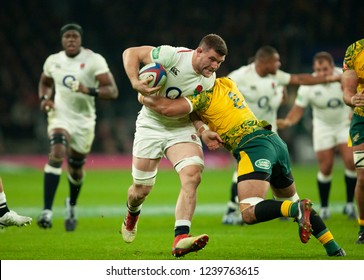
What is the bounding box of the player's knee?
[48,133,68,166]
[50,133,68,147]
[274,192,300,202]
[181,167,202,187]
[132,166,157,187]
[239,197,264,224]
[68,157,86,169]
[67,157,86,180]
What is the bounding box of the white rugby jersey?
[138,45,216,127]
[295,67,351,127]
[43,47,109,121]
[228,63,291,132]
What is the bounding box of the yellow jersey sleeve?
[343,39,364,116]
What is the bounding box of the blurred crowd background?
[0,0,363,162]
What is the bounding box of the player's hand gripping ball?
[138,63,167,88]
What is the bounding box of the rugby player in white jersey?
[37,23,119,231]
[277,52,356,220]
[222,46,342,225]
[121,34,227,257]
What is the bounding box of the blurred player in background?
[223,46,342,225]
[138,77,346,257]
[342,38,364,244]
[277,51,356,220]
[0,176,32,228]
[121,34,227,257]
[37,23,119,231]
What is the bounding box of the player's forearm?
[38,85,53,100]
[123,46,153,89]
[141,95,191,117]
[292,73,332,85]
[286,105,304,125]
[342,70,359,107]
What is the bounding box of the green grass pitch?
[0,163,363,260]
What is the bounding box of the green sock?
[324,240,341,256]
[289,201,299,217]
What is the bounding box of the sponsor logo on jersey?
[152,47,161,59]
[170,66,179,76]
[255,159,271,170]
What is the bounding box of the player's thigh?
[70,125,95,154]
[237,180,270,203]
[271,183,297,198]
[164,125,203,165]
[337,143,355,170]
[165,142,203,166]
[132,156,160,172]
[315,148,335,174]
[313,124,336,151]
[133,127,166,159]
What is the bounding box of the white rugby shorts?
[133,121,202,159]
[47,110,95,154]
[313,122,349,152]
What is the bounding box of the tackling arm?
[342,69,364,107]
[139,94,192,118]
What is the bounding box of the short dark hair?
[60,23,83,37]
[255,46,278,61]
[198,34,228,56]
[313,51,334,66]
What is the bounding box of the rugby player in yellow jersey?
[342,38,364,244]
[139,77,345,256]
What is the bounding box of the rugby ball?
[138,63,167,88]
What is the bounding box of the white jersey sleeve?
[89,53,110,76]
[275,70,291,86]
[295,85,310,108]
[43,55,56,78]
[150,45,184,69]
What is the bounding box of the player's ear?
[196,47,203,54]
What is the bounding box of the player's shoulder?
[228,63,253,81]
[44,51,64,64]
[346,38,364,51]
[48,50,64,59]
[344,39,364,61]
[81,48,104,59]
[157,45,191,56]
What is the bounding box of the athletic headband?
[60,23,83,37]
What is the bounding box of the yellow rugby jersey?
[343,38,364,116]
[186,77,271,151]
